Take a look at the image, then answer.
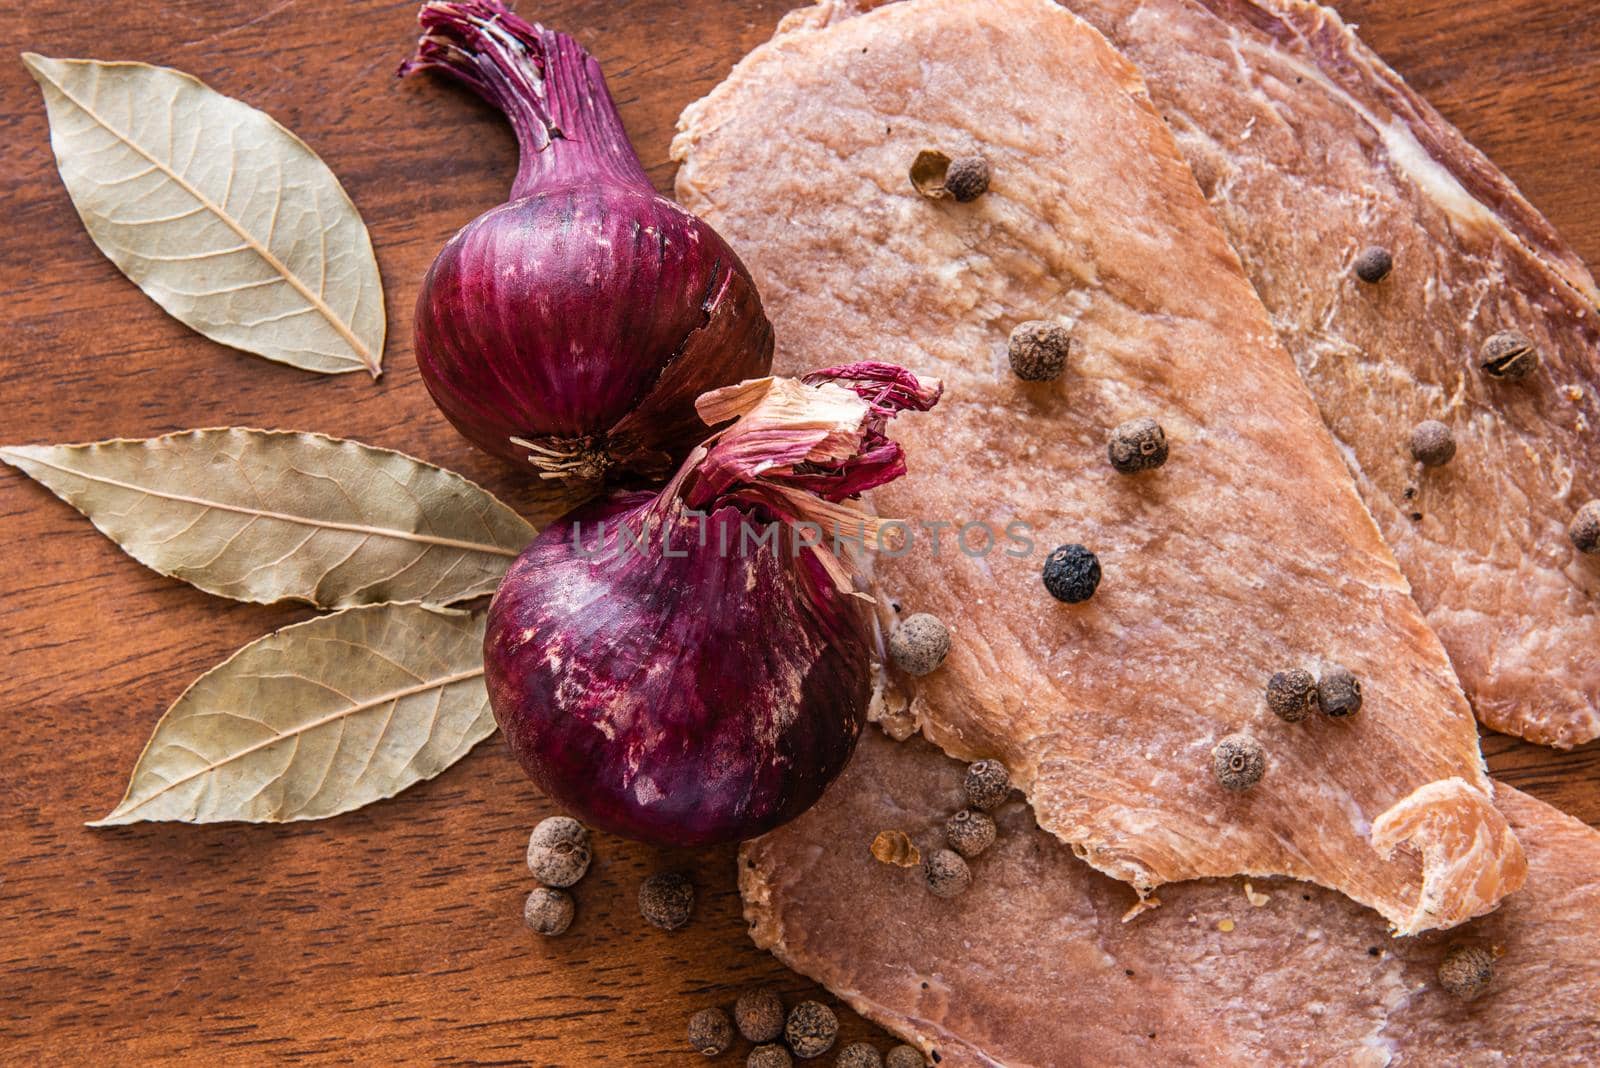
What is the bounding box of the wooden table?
[2,0,1596,1062]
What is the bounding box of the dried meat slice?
[742,731,1600,1066]
[673,0,1525,932]
[1056,0,1600,747]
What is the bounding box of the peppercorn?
[836,1043,884,1068]
[909,149,952,199]
[522,887,574,936]
[870,829,921,868]
[638,871,694,931]
[1008,320,1071,381]
[688,1007,734,1056]
[944,809,997,858]
[526,815,591,887]
[735,987,787,1043]
[1438,943,1495,1000]
[1409,420,1456,467]
[1212,734,1265,792]
[1266,669,1319,723]
[1108,417,1169,474]
[1569,500,1600,554]
[1353,246,1393,284]
[1318,665,1363,718]
[786,1000,839,1059]
[923,848,972,899]
[1479,330,1537,379]
[889,613,951,677]
[885,1047,924,1068]
[749,1045,794,1068]
[944,155,991,202]
[1042,543,1100,603]
[963,759,1011,810]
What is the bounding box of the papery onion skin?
[402,1,773,483]
[485,496,870,847]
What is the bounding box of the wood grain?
[0,0,1594,1062]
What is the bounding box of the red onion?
[401,1,773,485]
[484,364,941,846]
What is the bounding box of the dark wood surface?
[1,1,1595,1063]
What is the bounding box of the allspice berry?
[886,1047,924,1068]
[944,155,991,202]
[786,1000,840,1058]
[1569,500,1600,554]
[923,848,972,899]
[944,809,997,858]
[1108,417,1169,474]
[889,613,951,677]
[1008,320,1071,381]
[963,759,1011,810]
[1409,420,1456,467]
[735,987,787,1043]
[1042,543,1101,603]
[526,815,591,887]
[688,1007,734,1056]
[1266,669,1319,723]
[1353,246,1393,284]
[1318,665,1363,718]
[836,1043,884,1068]
[523,887,574,936]
[1438,943,1495,1000]
[638,872,694,931]
[749,1045,794,1068]
[1212,734,1265,792]
[1479,330,1537,379]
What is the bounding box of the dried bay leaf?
[0,428,533,608]
[23,54,385,376]
[91,603,492,825]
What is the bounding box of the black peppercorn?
[526,815,591,887]
[1318,665,1363,718]
[1042,543,1100,603]
[889,613,951,677]
[786,1000,839,1059]
[1008,320,1071,381]
[923,848,972,898]
[749,1045,794,1068]
[1438,943,1495,1000]
[963,759,1011,810]
[1108,417,1169,473]
[1212,734,1265,792]
[1409,420,1456,467]
[638,871,694,931]
[1479,330,1537,379]
[836,1043,884,1068]
[688,1007,734,1056]
[944,155,991,202]
[1569,500,1600,554]
[523,887,574,936]
[735,987,786,1043]
[944,809,997,858]
[1353,246,1393,284]
[1266,669,1319,723]
[886,1047,924,1068]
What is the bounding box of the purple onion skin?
[485,496,870,847]
[403,2,773,479]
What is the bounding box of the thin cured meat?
[673,0,1524,932]
[1058,0,1600,747]
[743,731,1600,1066]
